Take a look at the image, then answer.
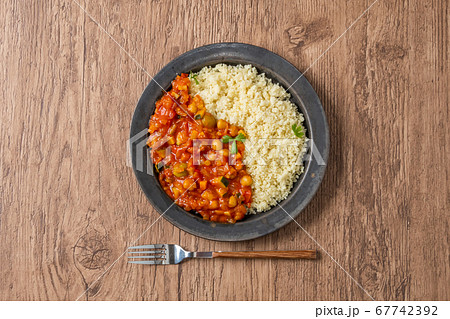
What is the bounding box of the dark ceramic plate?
[130,43,329,241]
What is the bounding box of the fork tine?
[129,260,165,265]
[128,255,165,259]
[128,250,165,254]
[128,244,165,250]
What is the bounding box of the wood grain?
[0,0,448,301]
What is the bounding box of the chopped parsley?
[221,133,246,154]
[189,71,199,85]
[292,123,305,138]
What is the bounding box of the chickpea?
[228,196,237,208]
[209,200,219,209]
[220,149,229,158]
[225,167,237,179]
[180,152,190,162]
[201,190,215,201]
[240,175,253,186]
[172,187,182,198]
[212,139,222,151]
[187,167,195,175]
[206,151,216,161]
[235,161,244,171]
[198,198,208,208]
[187,103,197,114]
[201,113,217,128]
[215,158,226,166]
[217,119,228,130]
[167,136,175,145]
[183,178,196,190]
[229,125,239,137]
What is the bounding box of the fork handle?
[212,250,317,259]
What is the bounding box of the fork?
[128,244,317,264]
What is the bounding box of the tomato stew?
[147,74,252,223]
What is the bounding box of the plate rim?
[130,42,329,241]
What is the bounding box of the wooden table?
[0,0,448,301]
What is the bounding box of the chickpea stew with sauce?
[147,74,252,223]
